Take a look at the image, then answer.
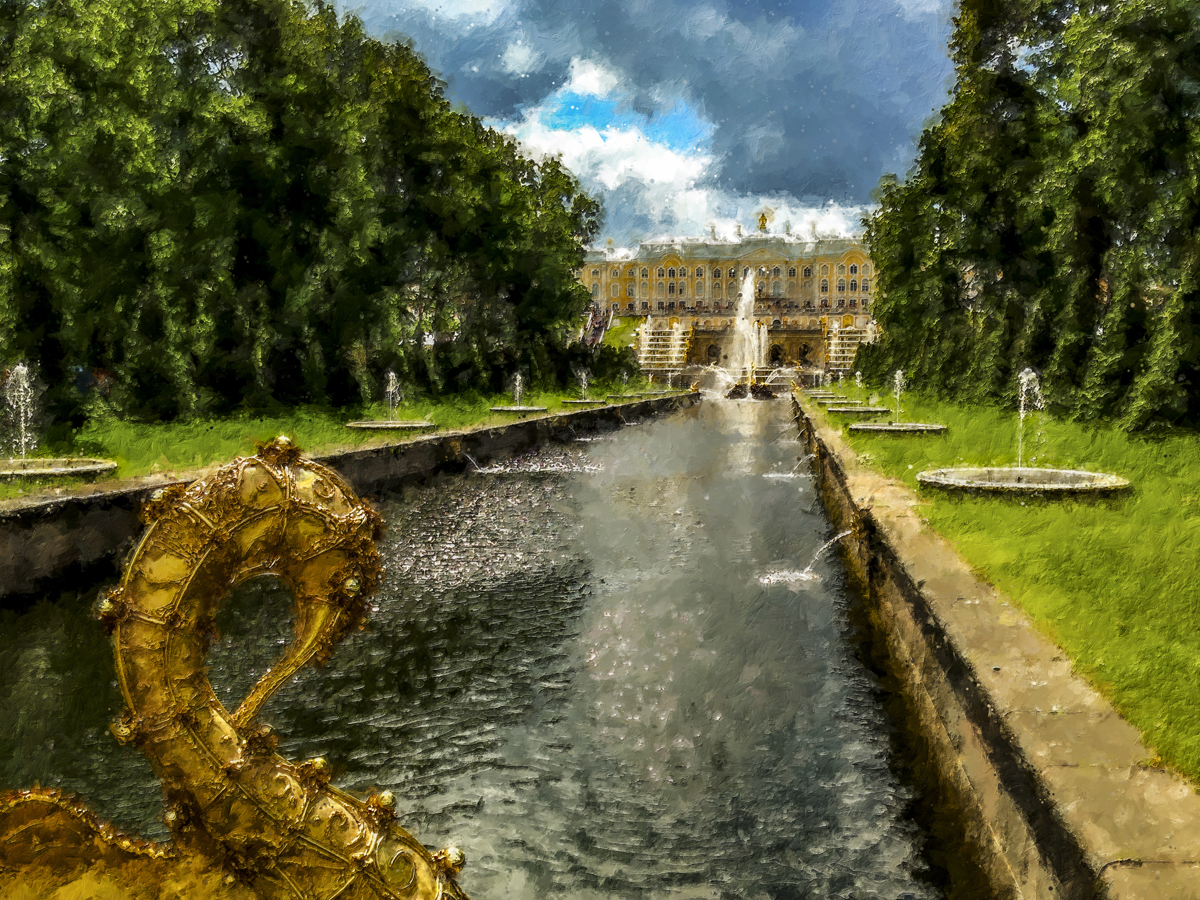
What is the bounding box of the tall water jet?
[1017,367,1044,469]
[893,370,906,423]
[731,269,763,384]
[0,361,117,479]
[4,362,36,461]
[347,369,436,432]
[917,366,1128,493]
[384,370,402,418]
[488,371,547,415]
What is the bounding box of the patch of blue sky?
[539,92,715,153]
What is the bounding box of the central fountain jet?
[724,270,776,399]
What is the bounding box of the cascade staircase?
[636,322,692,378]
[825,325,865,373]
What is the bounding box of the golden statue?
[757,211,768,232]
[1,437,469,900]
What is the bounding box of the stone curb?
[793,392,1200,900]
[0,394,699,603]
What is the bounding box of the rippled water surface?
[0,401,942,898]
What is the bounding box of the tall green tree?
[863,0,1200,431]
[0,0,600,423]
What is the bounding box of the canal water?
[0,400,943,898]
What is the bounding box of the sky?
[339,0,958,245]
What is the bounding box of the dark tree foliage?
[0,0,601,422]
[861,0,1200,430]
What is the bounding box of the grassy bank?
[1,384,656,501]
[810,390,1200,782]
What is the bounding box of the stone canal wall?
[0,394,699,603]
[793,393,1200,900]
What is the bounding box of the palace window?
[789,267,796,277]
[640,282,649,298]
[743,267,750,277]
[668,301,675,310]
[772,266,781,277]
[861,279,870,293]
[820,265,829,276]
[611,283,619,298]
[728,267,737,277]
[611,267,620,278]
[641,268,649,278]
[627,302,635,311]
[837,279,846,292]
[591,283,599,297]
[849,264,858,275]
[641,301,649,310]
[804,299,814,309]
[803,267,812,278]
[626,284,635,297]
[862,265,872,276]
[771,280,782,297]
[612,302,619,310]
[713,283,721,299]
[787,280,796,295]
[850,298,857,308]
[668,282,676,295]
[658,301,665,309]
[679,282,688,297]
[668,267,676,278]
[803,279,811,290]
[657,281,666,297]
[837,264,846,275]
[850,279,857,292]
[658,267,665,277]
[591,269,600,277]
[727,281,736,296]
[695,266,704,277]
[820,279,829,293]
[696,282,704,297]
[837,297,845,308]
[626,267,636,278]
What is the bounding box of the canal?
[0,399,944,898]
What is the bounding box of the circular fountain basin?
[0,457,118,480]
[489,406,548,414]
[561,399,607,406]
[826,406,891,415]
[849,423,947,434]
[917,466,1130,494]
[345,420,435,431]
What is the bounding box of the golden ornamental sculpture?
[0,437,470,900]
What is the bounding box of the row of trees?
[861,0,1200,431]
[0,0,605,424]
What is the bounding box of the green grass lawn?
[602,315,641,349]
[812,390,1200,781]
[0,384,656,502]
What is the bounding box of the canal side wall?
[0,394,699,603]
[793,393,1200,900]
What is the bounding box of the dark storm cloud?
[343,0,954,239]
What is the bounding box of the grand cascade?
[580,222,877,378]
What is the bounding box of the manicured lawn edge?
[810,389,1200,784]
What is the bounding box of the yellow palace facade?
[580,229,876,371]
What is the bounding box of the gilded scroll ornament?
[0,437,470,900]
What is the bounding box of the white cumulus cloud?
[563,57,623,97]
[501,40,543,76]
